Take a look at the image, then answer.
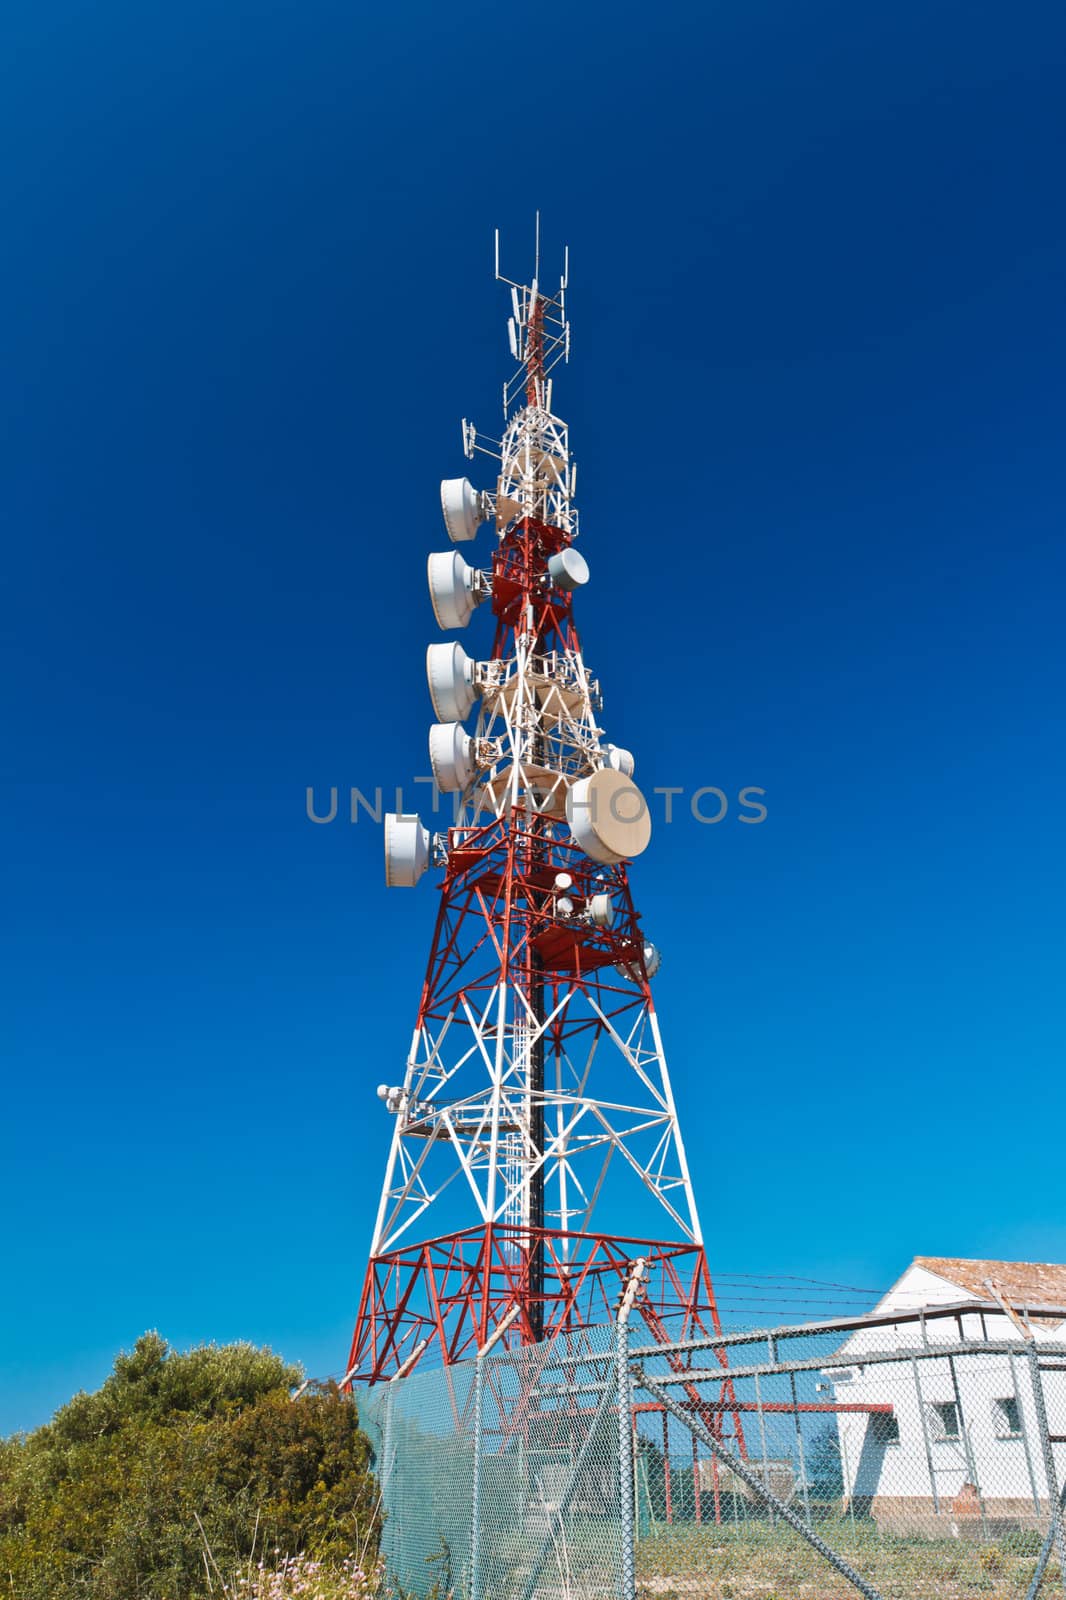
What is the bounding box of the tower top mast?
[494,218,570,416]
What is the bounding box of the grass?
[635,1520,1057,1598]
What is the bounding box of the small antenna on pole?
[494,220,570,413]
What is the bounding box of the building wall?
[832,1264,1066,1529]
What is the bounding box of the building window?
[927,1401,961,1440]
[993,1397,1022,1438]
[870,1412,900,1445]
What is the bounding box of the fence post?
[617,1259,647,1600]
[381,1380,396,1502]
[947,1353,989,1541]
[754,1370,774,1526]
[1009,1349,1042,1515]
[789,1370,812,1524]
[470,1354,486,1600]
[1026,1343,1066,1595]
[838,1420,857,1532]
[910,1355,940,1516]
[470,1306,519,1600]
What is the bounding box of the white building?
[832,1256,1066,1536]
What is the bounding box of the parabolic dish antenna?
[384,813,431,887]
[426,642,478,722]
[428,721,476,793]
[565,768,652,864]
[440,477,488,543]
[428,551,481,630]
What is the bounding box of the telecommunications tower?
[347,227,723,1383]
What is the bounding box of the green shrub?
[0,1333,380,1600]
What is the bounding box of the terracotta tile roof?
[915,1256,1066,1319]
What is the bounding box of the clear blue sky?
[2,0,1064,1434]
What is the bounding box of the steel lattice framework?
[347,228,723,1385]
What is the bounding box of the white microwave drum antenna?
[566,768,652,864]
[428,721,476,793]
[426,642,478,722]
[588,892,615,928]
[384,813,431,887]
[603,744,635,777]
[615,940,662,982]
[440,477,489,543]
[427,551,483,630]
[548,547,589,591]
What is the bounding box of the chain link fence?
[358,1297,1066,1599]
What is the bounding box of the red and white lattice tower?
[346,228,723,1383]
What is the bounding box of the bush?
[0,1333,380,1600]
